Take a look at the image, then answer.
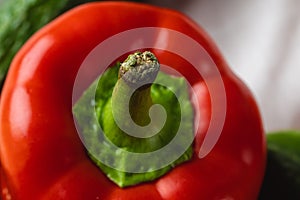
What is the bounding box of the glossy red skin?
[0,2,265,200]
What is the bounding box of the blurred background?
[0,0,299,132]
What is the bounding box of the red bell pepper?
[0,2,265,199]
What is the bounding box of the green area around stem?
[73,63,194,187]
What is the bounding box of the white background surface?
[1,0,299,132]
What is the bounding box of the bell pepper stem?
[111,51,163,138]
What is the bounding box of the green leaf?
[0,0,100,89]
[259,130,300,199]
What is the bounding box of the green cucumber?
[0,0,97,89]
[259,130,300,199]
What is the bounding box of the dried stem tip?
[118,51,160,86]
